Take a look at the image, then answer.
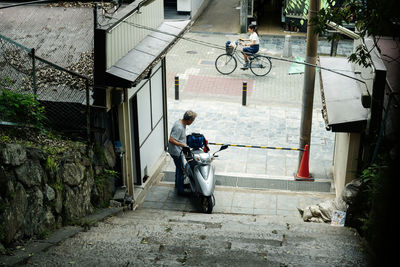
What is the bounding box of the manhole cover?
[186,50,197,54]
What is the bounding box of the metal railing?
[0,33,92,139]
[208,142,305,151]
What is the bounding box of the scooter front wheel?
[201,195,213,214]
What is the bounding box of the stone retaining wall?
[0,143,113,249]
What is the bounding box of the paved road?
[163,32,352,182]
[142,184,334,216]
[190,0,240,33]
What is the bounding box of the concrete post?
[240,0,248,33]
[242,81,247,106]
[330,33,339,57]
[298,0,320,171]
[175,76,179,100]
[283,35,293,58]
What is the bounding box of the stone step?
[22,203,369,266]
[76,208,369,266]
[163,171,333,193]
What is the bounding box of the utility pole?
[298,0,320,170]
[240,0,248,33]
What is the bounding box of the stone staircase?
[26,207,370,266]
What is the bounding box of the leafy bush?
[0,86,46,128]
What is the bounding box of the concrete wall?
[191,0,209,20]
[333,132,361,196]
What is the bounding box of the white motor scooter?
[182,140,228,213]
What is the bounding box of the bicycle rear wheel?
[250,56,272,76]
[215,54,237,75]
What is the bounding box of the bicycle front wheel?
[215,54,237,75]
[250,56,272,76]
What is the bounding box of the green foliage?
[44,145,58,156]
[359,163,385,203]
[52,181,64,192]
[0,135,11,143]
[43,142,70,155]
[284,0,332,20]
[312,0,399,68]
[45,156,59,173]
[0,86,46,129]
[0,76,13,88]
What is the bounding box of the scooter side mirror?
[220,144,229,151]
[213,144,228,157]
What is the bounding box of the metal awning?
[106,20,190,86]
[319,57,369,132]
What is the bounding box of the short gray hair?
[183,110,197,121]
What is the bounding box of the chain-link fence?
[0,33,92,137]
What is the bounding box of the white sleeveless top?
[250,32,260,45]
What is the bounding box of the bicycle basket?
[226,46,234,55]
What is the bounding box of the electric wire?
[102,15,371,88]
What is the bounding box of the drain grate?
[186,50,198,54]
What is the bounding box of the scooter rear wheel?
[201,196,213,214]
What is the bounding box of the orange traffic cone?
[295,144,314,181]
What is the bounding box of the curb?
[162,171,333,193]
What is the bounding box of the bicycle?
[215,39,272,76]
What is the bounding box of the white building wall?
[137,82,152,145]
[128,61,164,182]
[106,0,164,69]
[140,120,165,178]
[138,63,164,179]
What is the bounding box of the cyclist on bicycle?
[240,24,260,69]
